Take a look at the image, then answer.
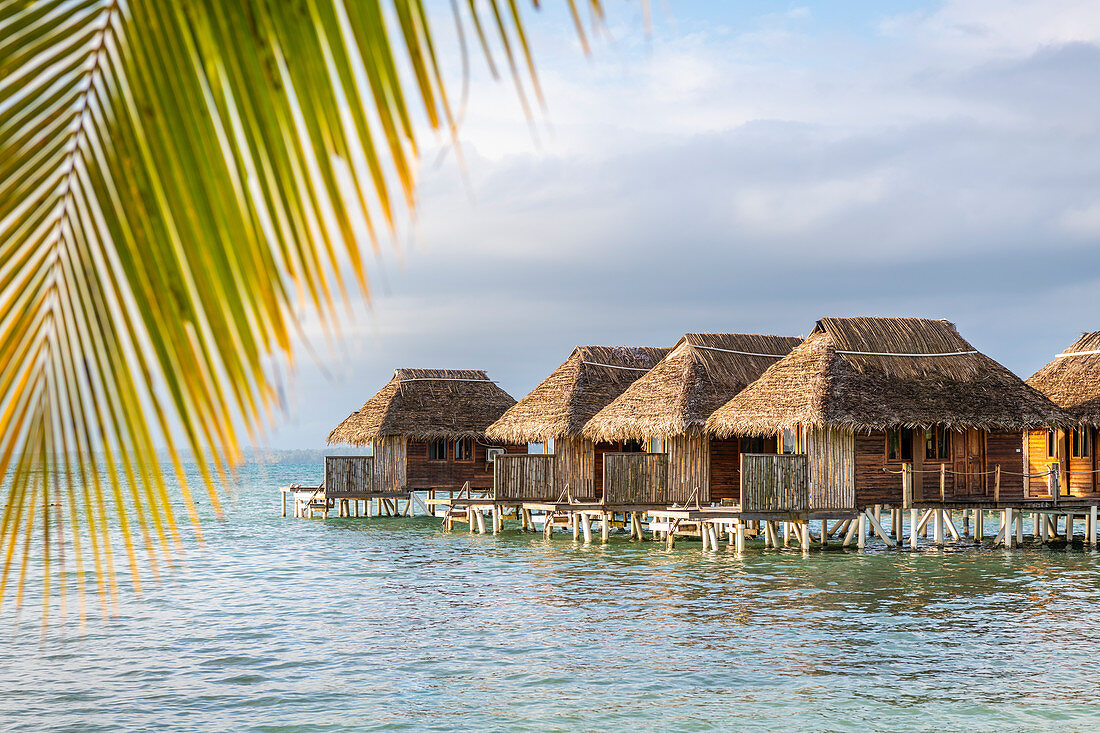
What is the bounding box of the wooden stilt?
[909,508,919,549]
[571,513,579,541]
[821,519,828,547]
[582,514,593,544]
[933,508,944,547]
[475,509,486,535]
[1090,506,1098,547]
[709,524,720,551]
[975,510,984,544]
[735,521,745,553]
[865,508,897,547]
[281,491,287,518]
[843,517,859,547]
[1005,508,1015,549]
[601,513,610,544]
[1065,513,1074,543]
[857,513,867,549]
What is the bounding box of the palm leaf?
[0,0,608,624]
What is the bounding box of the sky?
[268,0,1100,449]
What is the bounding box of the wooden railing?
[740,454,809,513]
[325,456,374,496]
[602,453,668,505]
[493,454,556,501]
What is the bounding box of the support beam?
[601,513,610,544]
[864,508,897,547]
[843,517,859,548]
[909,508,919,549]
[1005,508,1015,549]
[857,513,867,549]
[582,513,593,545]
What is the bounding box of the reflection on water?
[2,461,1100,732]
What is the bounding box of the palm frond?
[0,0,608,624]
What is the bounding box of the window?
[780,427,800,454]
[622,439,645,453]
[1048,429,1059,459]
[925,427,950,460]
[649,436,664,453]
[886,427,914,461]
[454,437,473,461]
[428,438,447,461]
[743,436,768,454]
[1073,427,1091,458]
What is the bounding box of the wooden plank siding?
[405,438,524,492]
[373,436,407,492]
[709,438,742,502]
[556,436,597,500]
[667,433,710,503]
[853,429,1026,507]
[602,453,669,504]
[740,454,809,512]
[803,426,856,510]
[494,454,556,501]
[325,456,374,497]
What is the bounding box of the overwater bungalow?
[582,333,801,507]
[705,317,1067,522]
[320,368,522,516]
[485,345,668,507]
[1027,332,1100,498]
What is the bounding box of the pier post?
[821,519,828,547]
[735,522,745,553]
[975,510,983,543]
[933,508,944,547]
[571,513,579,541]
[1090,506,1098,547]
[601,513,610,544]
[582,513,593,544]
[857,513,867,549]
[1005,508,1015,549]
[1066,513,1074,543]
[909,509,919,549]
[281,491,287,518]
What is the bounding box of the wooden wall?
[373,436,406,492]
[556,435,596,499]
[667,432,709,503]
[1028,428,1100,497]
[854,429,1026,507]
[803,426,856,510]
[709,438,742,502]
[404,437,523,492]
[325,455,374,496]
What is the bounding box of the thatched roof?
[485,345,669,443]
[583,333,802,441]
[327,369,517,446]
[706,317,1069,437]
[1027,332,1100,427]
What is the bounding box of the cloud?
[263,1,1100,448]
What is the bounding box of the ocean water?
[2,460,1100,732]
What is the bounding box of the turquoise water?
[3,461,1100,731]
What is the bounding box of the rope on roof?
[690,344,790,358]
[1055,349,1100,358]
[397,377,497,383]
[581,361,651,371]
[834,349,978,357]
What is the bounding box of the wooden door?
[953,429,986,496]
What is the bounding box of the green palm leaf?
[0,0,608,624]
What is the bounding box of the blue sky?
[270,0,1100,449]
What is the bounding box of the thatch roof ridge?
[583,333,802,441]
[327,368,517,445]
[1027,331,1100,426]
[707,317,1069,437]
[485,344,669,443]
